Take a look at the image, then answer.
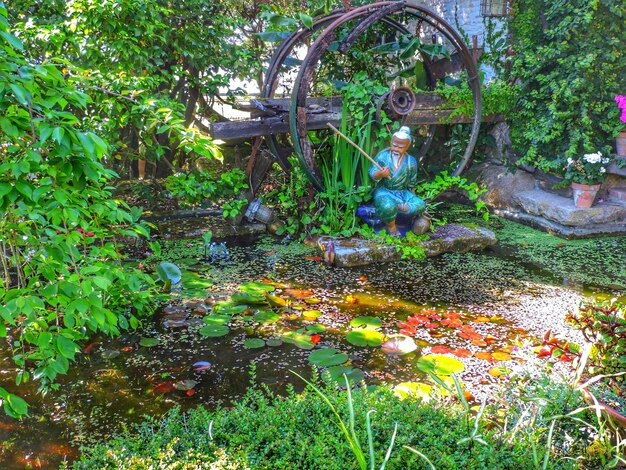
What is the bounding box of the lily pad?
[416,354,465,375]
[253,310,280,324]
[243,338,265,349]
[346,329,384,347]
[266,338,283,347]
[304,298,321,304]
[213,303,248,315]
[266,295,287,307]
[199,324,230,337]
[350,316,382,329]
[280,331,315,350]
[302,310,321,320]
[156,262,182,284]
[231,292,267,305]
[393,382,433,401]
[139,338,160,347]
[203,314,231,325]
[309,348,349,367]
[324,366,365,387]
[240,282,275,294]
[174,379,197,391]
[306,324,326,333]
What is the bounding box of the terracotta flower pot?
[571,182,601,208]
[616,131,626,157]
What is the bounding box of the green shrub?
[75,380,584,469]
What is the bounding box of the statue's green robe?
[368,148,426,223]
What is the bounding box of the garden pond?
[1,205,625,469]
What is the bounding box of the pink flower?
[615,95,626,123]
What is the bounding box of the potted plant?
[615,95,626,158]
[559,152,612,208]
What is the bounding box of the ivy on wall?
[506,0,626,172]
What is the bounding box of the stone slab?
[494,209,626,239]
[321,224,497,268]
[513,189,626,227]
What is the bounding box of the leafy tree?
[0,2,157,417]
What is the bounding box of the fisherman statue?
[368,126,428,236]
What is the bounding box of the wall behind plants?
[506,0,626,171]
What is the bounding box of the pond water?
[0,207,624,468]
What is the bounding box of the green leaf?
[309,348,349,366]
[6,393,29,417]
[202,314,231,325]
[243,338,265,349]
[139,337,160,347]
[174,380,197,391]
[156,262,182,284]
[56,336,79,360]
[254,31,291,42]
[281,331,315,349]
[199,324,229,337]
[393,382,432,401]
[253,310,280,324]
[299,13,313,29]
[346,329,384,347]
[324,366,364,387]
[349,316,381,329]
[416,354,465,375]
[231,292,267,305]
[240,282,275,294]
[0,31,23,51]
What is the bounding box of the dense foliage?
[74,377,597,469]
[506,0,626,172]
[0,3,157,416]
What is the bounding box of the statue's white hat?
[393,126,412,142]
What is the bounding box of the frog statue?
[368,126,429,236]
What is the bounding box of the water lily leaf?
[393,382,432,401]
[324,366,364,387]
[475,351,496,362]
[306,324,326,333]
[285,288,314,299]
[281,331,315,349]
[231,292,267,305]
[213,302,248,315]
[381,335,418,355]
[346,329,384,347]
[302,310,321,320]
[452,348,472,358]
[139,338,160,347]
[240,282,275,294]
[203,314,231,325]
[253,310,280,323]
[266,295,287,307]
[309,348,349,367]
[304,298,321,304]
[488,366,511,377]
[156,262,182,284]
[199,324,230,337]
[243,338,265,349]
[152,381,175,395]
[174,379,197,391]
[266,339,283,347]
[430,345,453,354]
[350,316,382,329]
[416,354,465,375]
[492,351,512,361]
